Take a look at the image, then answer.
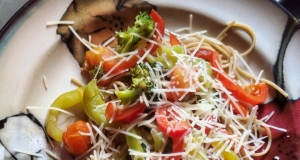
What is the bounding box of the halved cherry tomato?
[169,32,181,46]
[194,49,268,106]
[106,101,147,124]
[155,105,191,138]
[85,47,118,72]
[62,120,91,155]
[166,65,196,101]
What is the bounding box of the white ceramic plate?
[0,0,299,159]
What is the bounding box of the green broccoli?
[89,65,105,79]
[115,12,155,53]
[115,62,158,103]
[130,63,154,92]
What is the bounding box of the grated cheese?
[103,50,138,61]
[14,148,43,158]
[46,21,74,26]
[44,149,62,160]
[26,106,74,116]
[42,75,48,90]
[68,26,98,54]
[102,36,115,47]
[86,122,96,145]
[129,149,188,157]
[151,88,196,92]
[91,124,110,143]
[105,127,142,139]
[137,44,154,64]
[93,61,103,80]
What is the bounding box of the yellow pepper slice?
[46,87,84,141]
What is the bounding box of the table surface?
[0,0,299,31]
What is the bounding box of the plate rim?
[0,0,37,40]
[0,0,299,159]
[0,0,299,42]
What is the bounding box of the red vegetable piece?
[166,65,196,101]
[194,49,269,106]
[167,137,184,160]
[62,120,91,155]
[169,32,181,46]
[106,101,147,124]
[155,105,191,138]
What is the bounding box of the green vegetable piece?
[46,87,85,141]
[151,128,167,152]
[126,127,145,160]
[115,89,141,103]
[116,62,158,103]
[197,60,213,89]
[116,12,155,53]
[147,45,184,69]
[172,44,184,54]
[139,127,154,145]
[82,79,108,125]
[129,63,154,92]
[89,65,105,79]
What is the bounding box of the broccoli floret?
[115,12,155,53]
[130,63,155,92]
[115,62,159,103]
[89,66,105,79]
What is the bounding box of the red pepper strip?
[167,137,184,160]
[102,9,165,74]
[155,105,189,160]
[169,32,181,46]
[194,49,268,106]
[155,105,191,138]
[106,101,146,124]
[222,93,248,116]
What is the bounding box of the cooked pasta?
[46,10,288,160]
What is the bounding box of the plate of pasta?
[0,0,300,159]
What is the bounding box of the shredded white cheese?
[46,21,74,26]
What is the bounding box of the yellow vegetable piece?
[46,87,85,141]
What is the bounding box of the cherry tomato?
[85,47,115,66]
[155,105,191,138]
[62,120,91,155]
[166,65,196,101]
